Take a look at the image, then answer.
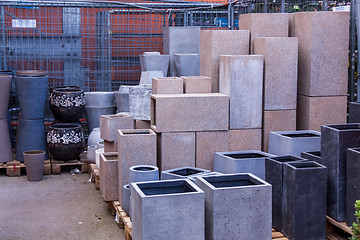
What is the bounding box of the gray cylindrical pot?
[129,165,159,183]
[84,92,115,108]
[15,70,48,119]
[15,117,48,162]
[0,74,12,119]
[122,184,131,218]
[97,140,104,149]
[0,119,13,163]
[23,150,45,181]
[87,145,97,163]
[85,106,115,133]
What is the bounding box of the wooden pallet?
[326,215,353,240]
[0,160,51,176]
[272,229,289,239]
[51,159,89,175]
[89,164,100,190]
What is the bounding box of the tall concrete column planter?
[265,155,308,231]
[213,150,274,180]
[268,130,321,157]
[0,119,13,163]
[321,123,360,221]
[346,148,360,226]
[0,74,12,119]
[196,173,272,240]
[130,179,205,240]
[100,152,118,202]
[129,84,152,120]
[0,74,13,163]
[282,161,327,240]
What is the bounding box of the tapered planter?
[301,151,321,163]
[15,70,48,119]
[282,161,327,240]
[115,86,130,113]
[161,166,211,181]
[130,179,205,240]
[129,165,159,183]
[0,74,12,119]
[100,152,119,201]
[321,123,360,221]
[346,148,360,226]
[196,173,272,240]
[0,119,13,163]
[47,123,85,161]
[23,150,45,181]
[265,155,308,232]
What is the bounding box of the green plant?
[350,200,360,240]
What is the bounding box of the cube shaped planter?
[282,161,327,240]
[152,77,183,94]
[214,150,275,180]
[301,151,321,163]
[346,148,360,226]
[196,173,272,240]
[268,130,321,157]
[100,152,118,201]
[321,123,360,221]
[161,167,211,181]
[182,76,212,94]
[130,179,205,240]
[265,155,308,231]
[348,102,360,123]
[100,114,134,142]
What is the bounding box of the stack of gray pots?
[84,92,115,132]
[15,70,48,161]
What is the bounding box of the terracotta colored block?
[135,120,151,129]
[219,55,263,129]
[104,140,117,152]
[195,131,229,171]
[262,110,296,152]
[254,37,298,110]
[288,13,295,37]
[200,30,250,92]
[297,95,347,131]
[239,13,289,53]
[151,93,229,132]
[182,76,211,93]
[157,132,195,171]
[100,114,134,142]
[294,12,349,96]
[100,152,118,201]
[229,129,262,151]
[152,77,183,94]
[117,129,157,205]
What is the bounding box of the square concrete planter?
[174,54,200,76]
[117,129,157,205]
[182,76,211,94]
[213,150,275,180]
[104,140,117,152]
[152,77,183,94]
[100,152,118,201]
[130,179,204,240]
[265,155,308,231]
[300,151,321,163]
[196,173,272,240]
[282,161,327,240]
[129,84,152,120]
[349,102,360,123]
[139,52,169,76]
[346,148,360,226]
[161,167,211,180]
[321,123,360,221]
[100,114,134,142]
[268,130,321,157]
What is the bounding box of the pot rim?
[16,70,48,77]
[53,88,83,94]
[23,150,46,155]
[49,123,82,130]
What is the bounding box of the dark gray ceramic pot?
[0,74,12,119]
[23,150,45,181]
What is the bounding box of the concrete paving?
[0,173,125,240]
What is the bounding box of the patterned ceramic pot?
[49,88,85,122]
[47,123,85,161]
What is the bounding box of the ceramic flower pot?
[0,119,13,163]
[23,150,45,181]
[88,127,102,146]
[0,74,12,119]
[47,123,85,161]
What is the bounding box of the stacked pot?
[47,86,85,161]
[0,74,13,163]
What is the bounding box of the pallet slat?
[326,216,353,235]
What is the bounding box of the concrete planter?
[115,85,130,113]
[282,161,327,240]
[174,54,200,76]
[213,150,275,180]
[129,84,152,120]
[161,167,211,181]
[321,123,360,221]
[129,165,159,183]
[0,74,12,119]
[88,127,102,146]
[348,102,360,123]
[139,52,169,76]
[130,179,204,240]
[86,145,97,163]
[100,152,118,202]
[122,184,131,216]
[0,119,13,163]
[196,173,272,240]
[23,150,45,181]
[100,114,134,142]
[265,155,308,231]
[346,148,360,226]
[85,106,116,133]
[84,91,115,108]
[268,130,321,157]
[95,148,104,170]
[152,77,183,94]
[301,151,321,163]
[182,76,212,94]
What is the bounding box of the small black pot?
[49,88,85,122]
[47,123,85,161]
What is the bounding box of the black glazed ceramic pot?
[49,87,85,122]
[47,123,85,161]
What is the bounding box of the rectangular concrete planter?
[135,120,150,129]
[282,161,327,240]
[100,114,134,142]
[130,179,205,240]
[229,129,262,151]
[200,30,250,92]
[254,37,298,111]
[174,54,200,76]
[104,140,117,152]
[268,130,321,157]
[129,84,152,120]
[100,152,118,201]
[151,93,229,132]
[213,150,275,180]
[300,151,321,163]
[346,148,360,226]
[297,95,347,131]
[196,173,272,240]
[152,77,183,94]
[265,155,308,232]
[321,123,360,221]
[349,102,360,123]
[182,76,211,94]
[219,55,263,129]
[161,166,211,180]
[117,129,157,205]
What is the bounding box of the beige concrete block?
[262,110,296,152]
[195,131,229,171]
[135,120,151,129]
[152,77,183,94]
[157,132,195,171]
[297,95,347,131]
[200,30,250,92]
[104,140,117,152]
[100,114,134,142]
[182,76,212,93]
[151,93,229,132]
[100,152,118,201]
[229,129,262,151]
